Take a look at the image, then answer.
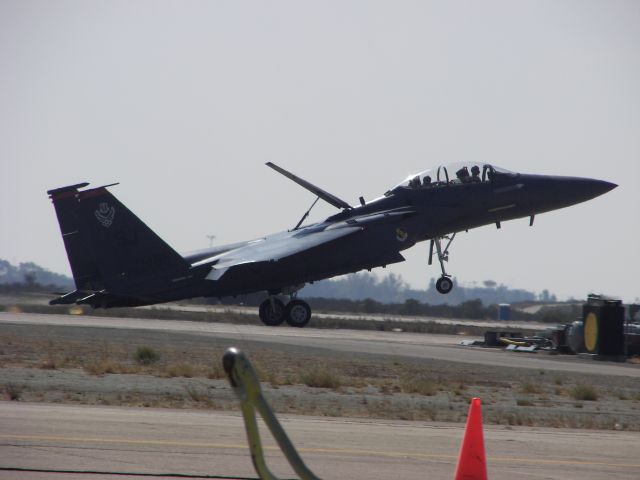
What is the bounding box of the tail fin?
[48,183,189,299]
[48,183,103,292]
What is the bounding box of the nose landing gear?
[429,233,456,294]
[435,276,453,294]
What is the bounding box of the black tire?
[284,299,312,328]
[436,276,453,294]
[259,298,286,326]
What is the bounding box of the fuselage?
[183,164,615,300]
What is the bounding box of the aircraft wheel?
[259,298,286,326]
[285,299,312,328]
[436,276,453,294]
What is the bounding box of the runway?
[2,312,640,478]
[1,402,639,480]
[2,312,640,378]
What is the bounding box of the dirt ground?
[1,321,640,431]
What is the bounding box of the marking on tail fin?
[94,202,115,228]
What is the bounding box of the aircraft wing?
[194,225,363,278]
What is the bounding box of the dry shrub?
[39,355,58,370]
[207,363,226,379]
[570,383,598,401]
[84,359,125,376]
[400,376,438,396]
[163,362,195,378]
[300,368,341,389]
[184,385,212,404]
[134,346,159,365]
[520,382,544,395]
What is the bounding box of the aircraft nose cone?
[589,179,617,196]
[549,176,617,207]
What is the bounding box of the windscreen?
[386,163,515,195]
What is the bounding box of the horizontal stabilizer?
[47,183,90,198]
[266,162,352,210]
[49,290,88,305]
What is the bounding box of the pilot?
[470,165,481,182]
[422,175,432,187]
[456,166,470,183]
[409,176,420,188]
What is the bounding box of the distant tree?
[400,298,422,316]
[483,280,497,288]
[362,298,381,314]
[458,299,484,319]
[23,272,37,287]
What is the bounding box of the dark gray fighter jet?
[48,162,615,327]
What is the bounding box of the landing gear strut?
[429,233,456,294]
[258,295,312,328]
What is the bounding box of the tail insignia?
[95,202,115,228]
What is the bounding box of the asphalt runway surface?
[2,312,640,479]
[2,402,639,480]
[2,312,640,378]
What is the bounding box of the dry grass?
[207,363,226,379]
[4,383,23,401]
[162,362,196,378]
[520,381,544,395]
[134,346,159,365]
[183,385,215,406]
[400,375,438,396]
[300,368,342,389]
[2,322,639,431]
[84,358,129,376]
[570,383,599,401]
[39,354,59,370]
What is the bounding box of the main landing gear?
[429,233,456,294]
[258,296,312,328]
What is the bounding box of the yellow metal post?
[223,347,322,480]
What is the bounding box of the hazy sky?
[1,0,638,302]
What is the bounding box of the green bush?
[134,346,159,365]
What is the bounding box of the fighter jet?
[48,162,616,327]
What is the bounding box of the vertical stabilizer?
[48,183,102,291]
[48,183,189,297]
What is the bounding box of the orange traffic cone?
[454,397,487,480]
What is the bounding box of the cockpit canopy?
[386,162,517,195]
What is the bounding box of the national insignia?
[396,228,408,242]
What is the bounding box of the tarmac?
[2,311,640,479]
[2,402,640,480]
